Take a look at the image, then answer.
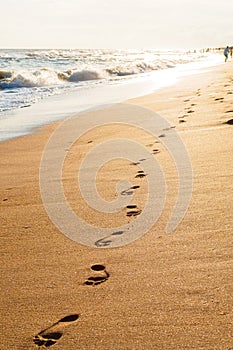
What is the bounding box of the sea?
[0,48,223,141]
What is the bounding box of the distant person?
[224,46,229,62]
[230,47,233,58]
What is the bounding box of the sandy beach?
[1,62,233,349]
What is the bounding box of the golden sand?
[1,62,233,349]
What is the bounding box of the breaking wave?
[0,48,220,113]
[0,60,181,90]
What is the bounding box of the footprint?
[135,171,147,178]
[84,265,109,286]
[215,97,224,101]
[187,110,194,114]
[33,314,79,348]
[225,110,233,113]
[126,204,141,217]
[130,159,147,166]
[126,209,142,217]
[121,185,140,196]
[179,119,186,123]
[184,99,190,102]
[152,149,160,154]
[162,126,174,131]
[95,230,124,247]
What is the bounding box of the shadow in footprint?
[112,230,124,236]
[95,231,124,247]
[152,149,160,154]
[121,185,140,196]
[224,119,233,125]
[126,205,137,209]
[84,265,109,286]
[126,209,142,217]
[33,314,79,348]
[135,171,147,178]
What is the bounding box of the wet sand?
[1,62,233,349]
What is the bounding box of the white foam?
[0,54,224,142]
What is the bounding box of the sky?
[0,0,232,49]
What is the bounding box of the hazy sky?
[1,0,232,49]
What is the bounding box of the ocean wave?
[62,69,106,82]
[0,68,62,89]
[0,48,219,115]
[0,70,13,80]
[105,60,178,76]
[0,61,179,90]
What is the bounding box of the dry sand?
[1,62,233,349]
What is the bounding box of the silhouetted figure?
[230,47,233,58]
[224,46,229,62]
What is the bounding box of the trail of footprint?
[33,314,79,348]
[84,264,109,286]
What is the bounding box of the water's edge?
[0,57,223,142]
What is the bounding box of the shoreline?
[0,55,223,143]
[1,62,233,349]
